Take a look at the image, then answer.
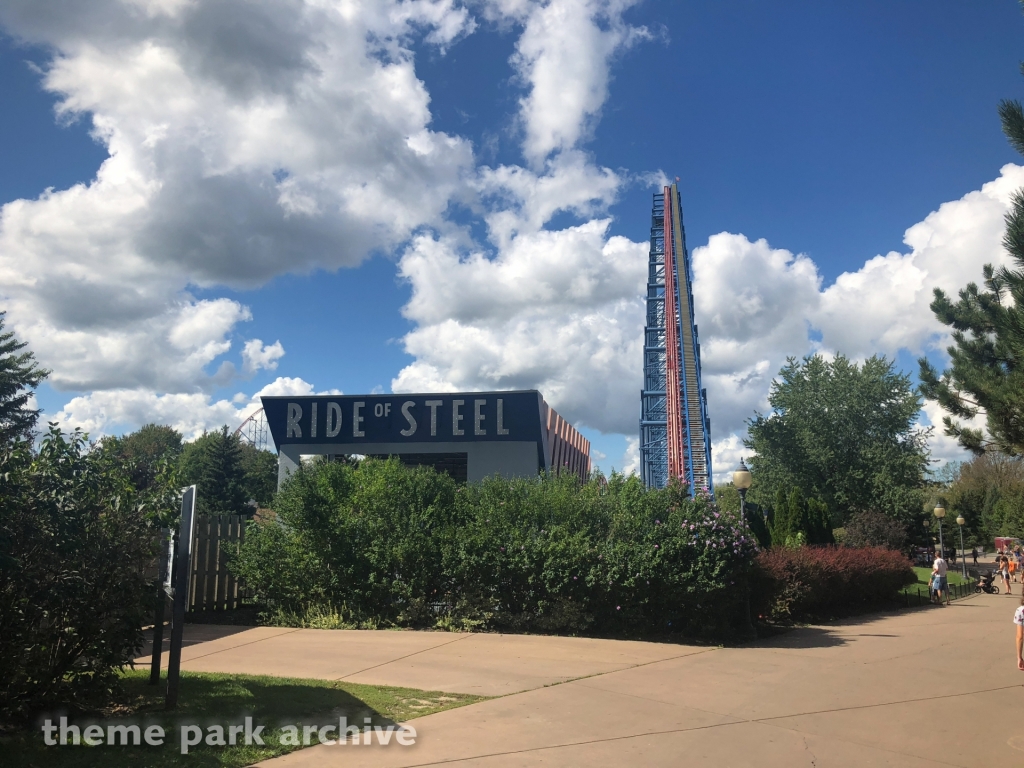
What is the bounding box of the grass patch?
[899,567,972,600]
[2,669,486,767]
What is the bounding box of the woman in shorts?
[1000,556,1012,596]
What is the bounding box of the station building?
[262,390,590,488]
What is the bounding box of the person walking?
[932,552,950,607]
[972,547,979,565]
[1015,594,1024,671]
[1009,555,1017,584]
[999,556,1012,596]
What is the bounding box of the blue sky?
[1,0,1022,476]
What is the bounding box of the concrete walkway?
[138,593,1024,766]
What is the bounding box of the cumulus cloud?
[620,435,640,476]
[393,221,647,433]
[241,339,285,376]
[53,375,338,443]
[391,0,655,436]
[3,0,1016,477]
[0,0,475,397]
[501,0,649,165]
[693,166,1024,480]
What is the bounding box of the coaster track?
[234,407,270,452]
[639,183,713,493]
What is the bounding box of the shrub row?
[751,545,916,621]
[231,458,760,639]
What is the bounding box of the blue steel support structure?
[639,184,713,493]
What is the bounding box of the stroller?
[976,571,1000,594]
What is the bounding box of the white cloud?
[473,150,623,248]
[241,339,285,376]
[620,435,639,476]
[502,0,649,165]
[692,232,823,438]
[919,399,974,470]
[3,0,1017,479]
[391,0,657,436]
[396,155,1023,485]
[697,165,1024,481]
[393,220,647,433]
[52,375,338,442]
[0,0,476,396]
[815,164,1024,358]
[710,433,747,485]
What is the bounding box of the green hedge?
[231,458,760,639]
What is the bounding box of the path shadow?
[136,624,252,660]
[752,626,849,649]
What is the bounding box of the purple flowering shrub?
[235,459,760,639]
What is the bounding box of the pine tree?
[918,77,1024,455]
[0,312,49,444]
[768,488,790,546]
[743,502,771,549]
[179,426,249,515]
[787,487,808,547]
[806,498,835,545]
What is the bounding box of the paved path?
[138,593,1024,766]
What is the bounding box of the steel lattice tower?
[640,184,713,492]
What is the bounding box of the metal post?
[959,525,966,579]
[148,529,170,686]
[938,519,944,560]
[166,486,197,710]
[739,487,747,520]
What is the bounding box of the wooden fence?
[188,514,248,612]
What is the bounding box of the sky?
[1,0,1023,481]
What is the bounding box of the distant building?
[262,390,590,488]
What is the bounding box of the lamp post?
[956,515,966,578]
[733,458,753,519]
[933,504,946,560]
[732,458,756,639]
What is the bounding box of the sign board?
[162,533,175,596]
[261,391,546,449]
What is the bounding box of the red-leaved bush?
[751,546,916,621]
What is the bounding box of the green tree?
[805,498,835,545]
[239,442,278,507]
[843,509,908,550]
[179,426,249,515]
[101,423,183,491]
[0,312,49,444]
[746,354,929,525]
[714,482,740,513]
[944,453,1024,543]
[0,426,155,719]
[918,67,1024,455]
[768,488,794,546]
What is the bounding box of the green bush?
[232,459,760,639]
[0,427,157,721]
